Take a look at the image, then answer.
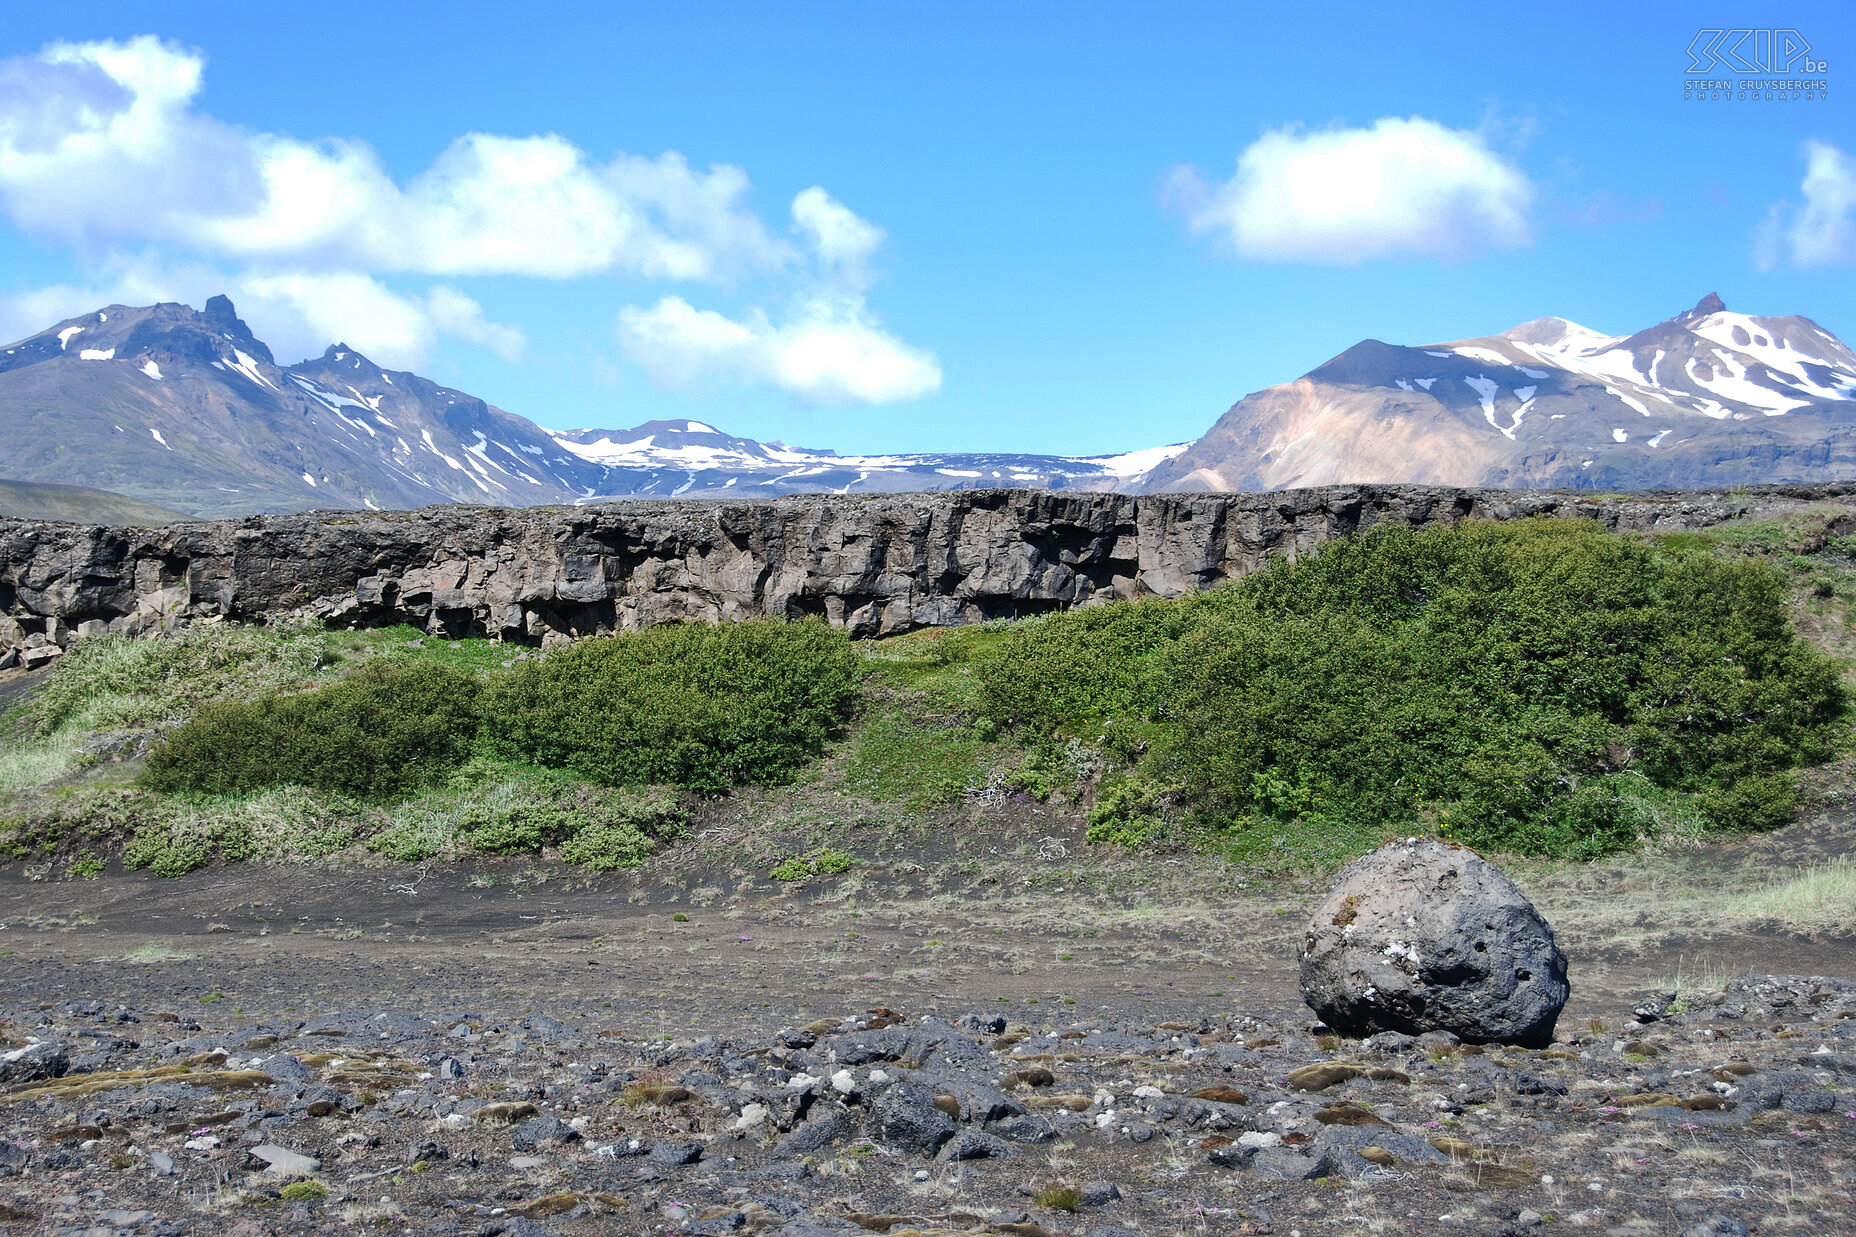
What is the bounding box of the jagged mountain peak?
[1675,291,1728,324]
[202,294,273,364]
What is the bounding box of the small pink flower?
[739,935,751,941]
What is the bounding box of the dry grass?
[0,737,79,795]
[5,1054,272,1103]
[1723,856,1856,932]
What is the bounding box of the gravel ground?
[1,850,1853,1237]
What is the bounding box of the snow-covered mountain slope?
[0,297,607,516]
[1140,294,1856,493]
[0,297,1178,517]
[547,420,1184,499]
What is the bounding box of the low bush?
[845,705,1003,807]
[485,619,859,791]
[140,660,482,801]
[769,847,854,881]
[1083,773,1171,849]
[977,519,1847,859]
[366,762,686,870]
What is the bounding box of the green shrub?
[1083,774,1170,848]
[1696,773,1799,834]
[364,762,686,869]
[141,660,482,801]
[978,519,1847,860]
[366,811,453,863]
[124,813,237,877]
[845,705,1002,807]
[485,619,859,791]
[770,847,854,881]
[277,1180,328,1202]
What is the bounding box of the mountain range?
[1147,293,1856,492]
[0,297,1177,518]
[1,293,1853,519]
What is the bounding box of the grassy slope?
[4,513,1856,946]
[0,478,193,525]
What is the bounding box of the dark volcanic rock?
[1299,838,1569,1047]
[867,1082,958,1156]
[2,483,1849,647]
[0,1042,69,1084]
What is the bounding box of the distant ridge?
[4,293,1854,517]
[0,478,191,525]
[0,299,1178,517]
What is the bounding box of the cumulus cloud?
[1166,116,1534,263]
[617,294,941,405]
[1755,140,1856,269]
[612,188,938,405]
[233,272,528,368]
[423,286,528,362]
[792,185,885,289]
[0,35,936,389]
[0,36,786,280]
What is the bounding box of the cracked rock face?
[1,483,1847,650]
[1299,838,1570,1047]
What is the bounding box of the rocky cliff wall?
[4,484,1854,665]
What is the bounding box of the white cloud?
[1755,140,1856,269]
[617,294,941,405]
[1166,116,1534,263]
[0,36,786,280]
[0,35,939,384]
[234,272,533,369]
[423,286,528,362]
[613,189,934,404]
[792,186,885,289]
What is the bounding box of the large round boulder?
[1299,838,1569,1047]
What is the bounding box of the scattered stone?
[1207,1143,1257,1170]
[647,1140,703,1167]
[1251,1147,1329,1180]
[938,1130,1016,1161]
[248,1144,319,1176]
[0,1042,69,1084]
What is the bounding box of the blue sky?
[0,1,1851,455]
